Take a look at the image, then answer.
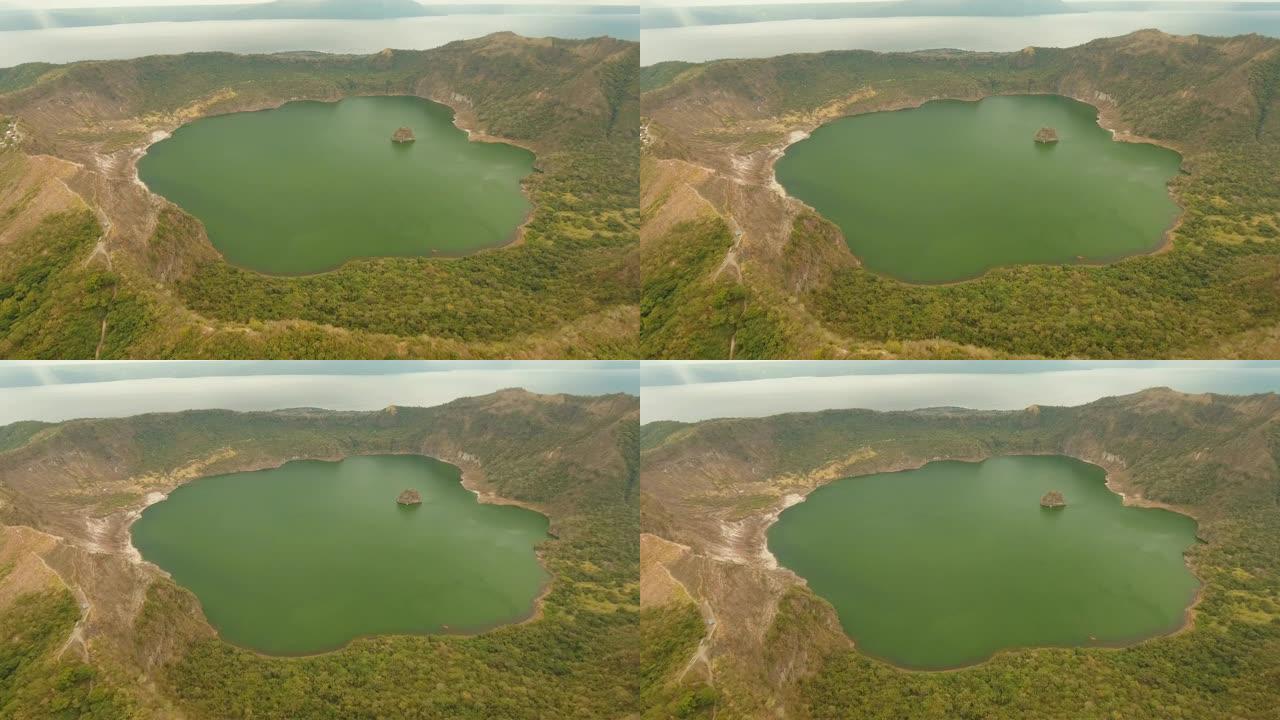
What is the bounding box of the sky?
[0,0,639,69]
[649,0,1269,4]
[0,0,266,5]
[640,361,1280,424]
[642,0,1263,5]
[6,361,1279,428]
[0,361,638,426]
[0,1,634,7]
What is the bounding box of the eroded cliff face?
[640,388,1280,716]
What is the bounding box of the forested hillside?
[0,32,639,359]
[0,390,640,718]
[641,30,1280,359]
[641,388,1280,718]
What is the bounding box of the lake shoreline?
[128,91,539,277]
[754,449,1205,673]
[121,449,556,658]
[763,92,1186,285]
[639,11,1280,66]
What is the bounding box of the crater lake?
[766,455,1200,669]
[774,95,1182,283]
[137,95,534,275]
[131,454,550,655]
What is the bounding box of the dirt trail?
[93,283,118,359]
[677,593,718,686]
[712,214,744,283]
[28,549,91,661]
[56,587,91,661]
[51,171,117,359]
[95,317,108,359]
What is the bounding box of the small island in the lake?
[1035,127,1060,144]
[396,488,422,505]
[1040,490,1067,508]
[392,126,416,143]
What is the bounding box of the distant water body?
[641,10,1280,64]
[0,13,638,69]
[640,363,1280,424]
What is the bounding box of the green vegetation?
[814,235,1278,357]
[166,538,637,719]
[181,223,633,345]
[641,217,788,358]
[0,211,153,359]
[0,421,49,454]
[800,502,1280,719]
[641,602,716,719]
[0,64,56,96]
[641,31,1280,357]
[1249,54,1280,139]
[0,590,133,719]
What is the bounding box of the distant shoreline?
[0,14,639,70]
[640,9,1280,65]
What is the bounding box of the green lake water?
[137,95,534,275]
[131,454,549,655]
[774,95,1183,283]
[767,455,1199,669]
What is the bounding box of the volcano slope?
[0,32,639,359]
[640,30,1280,359]
[0,389,639,719]
[640,388,1280,719]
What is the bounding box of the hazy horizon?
[1,1,634,7]
[0,2,638,67]
[640,361,1280,423]
[0,361,639,426]
[640,0,1280,63]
